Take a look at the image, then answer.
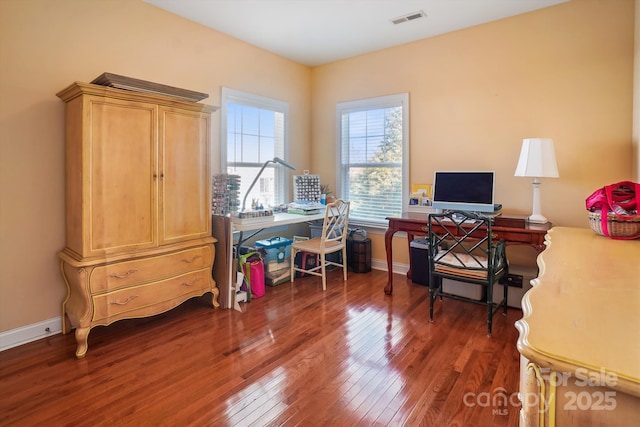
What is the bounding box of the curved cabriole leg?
[60,259,72,335]
[211,285,220,308]
[384,228,395,295]
[75,327,90,358]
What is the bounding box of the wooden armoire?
[57,82,218,358]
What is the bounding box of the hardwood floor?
[0,269,522,426]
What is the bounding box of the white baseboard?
[0,317,62,352]
[371,258,409,276]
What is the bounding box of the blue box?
[255,237,293,266]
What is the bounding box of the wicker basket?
[587,210,640,238]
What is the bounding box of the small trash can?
[410,238,431,286]
[348,237,371,273]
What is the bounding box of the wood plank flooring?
[0,269,522,426]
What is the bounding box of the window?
[337,93,409,226]
[221,88,290,210]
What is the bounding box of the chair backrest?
[428,210,506,283]
[320,199,350,249]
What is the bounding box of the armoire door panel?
[159,108,211,244]
[88,98,157,254]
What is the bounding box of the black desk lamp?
[241,157,296,212]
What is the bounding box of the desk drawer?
[492,231,532,244]
[90,246,212,293]
[92,268,211,322]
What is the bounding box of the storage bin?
[255,237,293,266]
[442,278,484,301]
[309,221,323,238]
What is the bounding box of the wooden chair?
[427,210,508,336]
[290,199,350,290]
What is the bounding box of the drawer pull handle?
[110,269,138,279]
[110,295,139,305]
[182,277,202,287]
[182,255,202,264]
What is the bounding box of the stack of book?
[287,201,324,215]
[265,268,291,286]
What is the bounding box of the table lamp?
[514,138,559,224]
[241,157,296,212]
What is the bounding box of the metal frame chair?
[290,199,350,290]
[428,210,508,336]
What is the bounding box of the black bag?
[294,251,318,277]
[348,228,368,241]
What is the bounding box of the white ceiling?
[144,0,569,67]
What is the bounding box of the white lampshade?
[514,138,559,224]
[514,138,559,178]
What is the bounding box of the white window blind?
[221,88,290,209]
[337,94,409,225]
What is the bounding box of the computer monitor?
[432,171,496,213]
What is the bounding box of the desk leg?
[406,232,415,280]
[384,227,397,295]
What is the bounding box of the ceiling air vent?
[391,10,426,25]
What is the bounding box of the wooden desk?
[384,213,550,294]
[516,227,640,426]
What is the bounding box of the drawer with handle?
[90,245,212,293]
[92,268,211,322]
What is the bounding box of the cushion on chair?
[292,238,344,254]
[433,252,500,280]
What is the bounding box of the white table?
[212,211,326,309]
[234,211,326,250]
[232,211,326,232]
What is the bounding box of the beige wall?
[635,0,640,181]
[0,0,311,332]
[0,0,636,335]
[311,0,636,263]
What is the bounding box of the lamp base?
[526,213,550,224]
[526,178,551,224]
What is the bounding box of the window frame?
[336,93,410,227]
[221,88,291,208]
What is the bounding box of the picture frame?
[411,183,432,199]
[411,183,432,206]
[406,183,435,213]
